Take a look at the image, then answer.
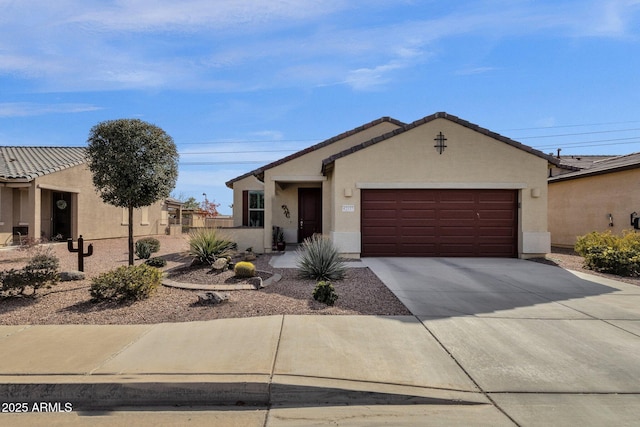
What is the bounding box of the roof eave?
[549,162,640,183]
[322,112,562,169]
[225,116,406,187]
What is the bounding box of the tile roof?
[557,155,616,170]
[321,112,562,173]
[225,116,406,188]
[549,152,640,182]
[0,146,87,181]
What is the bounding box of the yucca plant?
[296,234,346,281]
[188,228,237,265]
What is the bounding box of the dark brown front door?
[361,189,517,257]
[52,192,72,240]
[298,188,322,243]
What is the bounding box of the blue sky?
[2,0,640,214]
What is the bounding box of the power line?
[515,127,640,139]
[532,136,640,150]
[534,140,640,151]
[180,149,294,155]
[178,138,320,145]
[501,119,640,132]
[180,160,275,165]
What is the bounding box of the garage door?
[361,189,517,257]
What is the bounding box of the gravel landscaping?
[1,237,637,326]
[0,235,410,325]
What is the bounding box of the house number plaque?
[342,205,355,213]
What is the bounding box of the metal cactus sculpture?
[67,235,93,272]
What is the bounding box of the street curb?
[0,375,487,410]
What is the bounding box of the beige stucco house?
[0,146,182,246]
[549,152,640,247]
[226,112,560,258]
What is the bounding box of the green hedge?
[575,230,640,277]
[90,264,161,302]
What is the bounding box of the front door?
[298,188,322,243]
[52,192,72,240]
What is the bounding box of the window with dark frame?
[247,190,264,227]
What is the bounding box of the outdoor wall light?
[434,132,447,154]
[609,213,614,227]
[531,188,541,198]
[631,212,640,229]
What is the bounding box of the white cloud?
[0,102,102,117]
[455,66,497,76]
[1,1,639,93]
[345,62,405,91]
[535,117,557,128]
[65,0,348,32]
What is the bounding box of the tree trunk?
[128,205,134,266]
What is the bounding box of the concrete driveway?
[363,257,640,426]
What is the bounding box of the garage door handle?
[477,212,480,219]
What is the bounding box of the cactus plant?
[234,261,256,278]
[313,281,338,306]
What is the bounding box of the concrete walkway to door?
[363,257,640,425]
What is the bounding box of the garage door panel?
[362,227,398,239]
[478,208,515,217]
[401,209,437,219]
[440,209,475,220]
[362,210,397,220]
[361,189,517,257]
[478,191,516,202]
[438,192,475,202]
[479,226,516,237]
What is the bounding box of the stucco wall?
[329,118,550,257]
[549,169,639,247]
[1,164,169,245]
[0,186,15,245]
[231,120,402,252]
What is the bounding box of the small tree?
[87,119,178,265]
[182,197,200,210]
[201,199,220,218]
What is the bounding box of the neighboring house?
[225,112,560,258]
[0,146,181,246]
[182,209,233,228]
[548,152,640,247]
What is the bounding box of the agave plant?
[296,234,346,281]
[188,228,237,265]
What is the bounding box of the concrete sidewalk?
[0,316,509,426]
[3,258,640,426]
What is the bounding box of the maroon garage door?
[361,189,517,257]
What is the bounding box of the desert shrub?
[90,264,161,302]
[188,228,237,264]
[145,257,167,268]
[135,241,152,260]
[575,230,640,276]
[136,237,161,253]
[296,234,346,281]
[0,246,59,297]
[574,231,618,257]
[313,281,338,306]
[234,261,256,278]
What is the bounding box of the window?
[243,190,264,227]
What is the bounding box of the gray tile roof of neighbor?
[549,152,640,182]
[0,146,87,181]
